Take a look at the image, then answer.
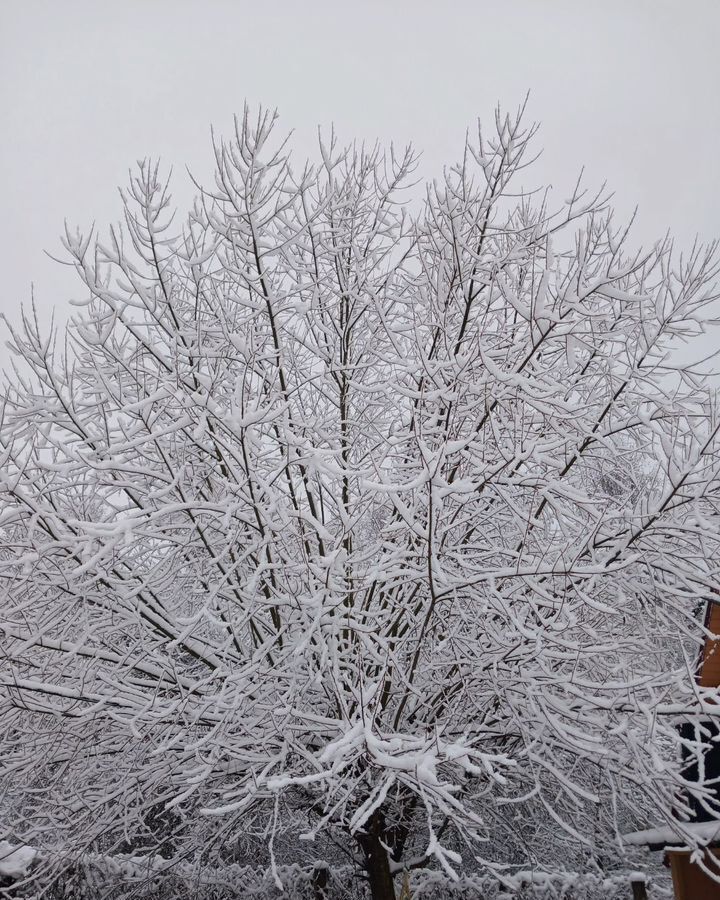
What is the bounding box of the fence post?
[311,864,330,899]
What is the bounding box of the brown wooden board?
[669,851,720,899]
[700,603,720,688]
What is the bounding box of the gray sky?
[2,0,719,359]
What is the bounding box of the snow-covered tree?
[2,104,720,899]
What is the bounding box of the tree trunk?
[357,812,397,900]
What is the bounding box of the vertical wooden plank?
[668,852,687,900]
[667,850,720,899]
[699,602,720,687]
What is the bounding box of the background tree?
[2,104,720,900]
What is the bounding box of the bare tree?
[2,104,720,900]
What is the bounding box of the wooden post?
[630,877,648,900]
[667,850,720,899]
[311,864,330,900]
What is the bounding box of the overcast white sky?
[1,0,719,360]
